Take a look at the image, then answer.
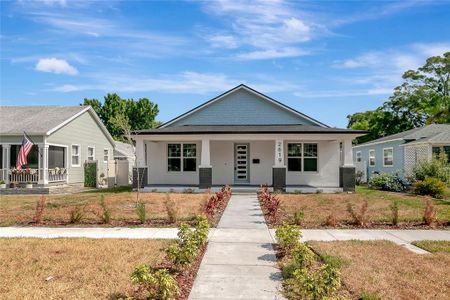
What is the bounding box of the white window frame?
[103,148,109,163]
[71,144,81,167]
[286,142,319,173]
[356,151,362,163]
[369,149,376,167]
[167,143,197,173]
[87,146,95,161]
[383,147,394,167]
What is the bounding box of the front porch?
[0,143,68,186]
[141,184,343,193]
[134,133,356,192]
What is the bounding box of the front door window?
[234,144,249,182]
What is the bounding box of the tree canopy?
[348,52,450,144]
[83,93,159,141]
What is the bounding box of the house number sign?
[276,141,283,163]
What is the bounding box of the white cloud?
[236,47,309,60]
[201,0,316,59]
[52,84,80,92]
[35,58,78,75]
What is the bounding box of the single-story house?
[353,124,450,181]
[0,106,115,187]
[132,84,365,192]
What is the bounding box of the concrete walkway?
[189,193,283,299]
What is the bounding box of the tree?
[348,52,450,144]
[82,93,159,140]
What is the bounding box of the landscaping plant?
[135,201,146,224]
[347,199,369,226]
[368,172,408,192]
[324,212,338,227]
[408,153,450,184]
[293,208,305,225]
[69,205,84,223]
[275,223,301,255]
[99,194,111,224]
[413,176,447,199]
[258,188,281,223]
[131,265,180,300]
[423,198,437,226]
[33,195,46,224]
[390,200,399,226]
[164,193,178,224]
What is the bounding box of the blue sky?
[1,0,449,128]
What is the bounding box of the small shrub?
[286,264,341,300]
[360,291,382,300]
[131,265,180,300]
[70,206,84,223]
[183,188,194,193]
[275,224,301,255]
[368,172,407,192]
[423,198,437,226]
[408,153,450,184]
[33,195,46,224]
[99,195,111,224]
[413,176,447,198]
[390,200,399,226]
[347,200,369,226]
[324,212,338,227]
[291,243,315,269]
[164,193,178,224]
[355,170,365,185]
[293,208,305,225]
[135,201,146,224]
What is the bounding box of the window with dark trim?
[168,143,197,172]
[287,143,302,171]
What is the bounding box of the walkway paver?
[189,193,283,299]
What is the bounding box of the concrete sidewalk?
[189,193,284,299]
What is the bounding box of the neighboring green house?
[353,124,450,181]
[0,106,115,187]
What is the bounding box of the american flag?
[16,134,34,170]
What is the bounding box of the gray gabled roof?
[133,124,366,135]
[114,141,135,158]
[354,124,450,147]
[0,106,87,135]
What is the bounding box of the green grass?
[83,186,132,193]
[411,240,450,253]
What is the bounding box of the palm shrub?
[131,265,179,300]
[390,200,399,226]
[69,206,84,223]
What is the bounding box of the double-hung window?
[87,147,95,161]
[103,149,109,163]
[356,151,362,163]
[71,145,80,167]
[369,150,376,166]
[287,143,318,172]
[168,143,197,172]
[287,143,302,171]
[383,148,393,167]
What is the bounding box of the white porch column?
[38,144,49,185]
[2,144,11,184]
[274,139,285,167]
[134,136,145,167]
[342,138,354,167]
[200,138,211,167]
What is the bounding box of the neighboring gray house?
[133,84,364,192]
[0,106,115,186]
[353,124,450,181]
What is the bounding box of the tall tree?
[348,52,450,144]
[82,93,159,141]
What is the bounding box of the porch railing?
[9,169,39,183]
[5,168,67,183]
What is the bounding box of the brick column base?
[339,166,356,192]
[272,167,286,192]
[199,167,212,189]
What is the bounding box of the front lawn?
[0,238,170,299]
[0,191,210,227]
[274,186,449,228]
[412,240,450,253]
[308,240,450,299]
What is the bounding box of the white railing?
[48,168,67,182]
[10,169,39,183]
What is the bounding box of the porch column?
[273,139,286,191]
[133,136,147,189]
[38,144,49,185]
[2,144,11,184]
[199,138,212,189]
[339,138,355,192]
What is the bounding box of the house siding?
[47,111,114,184]
[353,140,405,179]
[170,89,318,126]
